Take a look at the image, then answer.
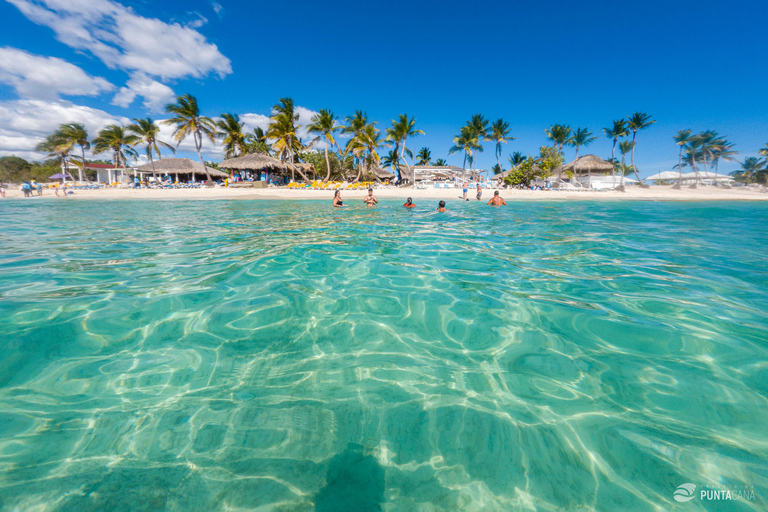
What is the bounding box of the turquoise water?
[0,198,767,511]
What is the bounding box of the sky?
[0,0,766,177]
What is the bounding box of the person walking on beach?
[487,190,507,206]
[436,200,448,212]
[403,197,416,208]
[134,176,140,189]
[461,182,468,201]
[21,181,32,198]
[333,190,345,207]
[363,188,378,206]
[476,183,482,200]
[34,180,42,196]
[0,183,5,198]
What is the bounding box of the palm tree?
[345,110,370,180]
[489,118,513,179]
[672,129,692,189]
[491,163,502,175]
[127,117,176,179]
[387,114,423,185]
[164,94,216,181]
[603,120,629,186]
[59,123,89,182]
[359,124,382,182]
[92,125,139,179]
[307,109,342,182]
[618,140,635,188]
[416,147,431,166]
[508,151,526,168]
[730,157,765,183]
[710,138,737,183]
[469,114,488,174]
[545,124,572,155]
[215,113,247,158]
[36,130,72,180]
[244,127,271,155]
[434,158,447,166]
[568,127,597,158]
[449,125,476,177]
[685,135,704,188]
[268,97,308,182]
[759,143,768,159]
[381,149,399,172]
[626,112,656,187]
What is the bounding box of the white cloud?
[155,118,224,160]
[7,0,232,81]
[0,99,127,159]
[212,2,223,17]
[0,47,114,99]
[112,72,175,112]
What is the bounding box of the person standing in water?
[403,197,416,208]
[436,200,448,212]
[333,190,345,207]
[461,182,468,201]
[476,183,482,200]
[487,190,507,206]
[363,188,378,206]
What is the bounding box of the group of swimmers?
[333,188,507,210]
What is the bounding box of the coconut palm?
[449,125,477,176]
[685,135,704,187]
[710,138,737,182]
[127,117,176,179]
[164,94,216,181]
[268,97,308,182]
[489,118,513,177]
[618,140,635,188]
[626,112,656,186]
[244,127,271,155]
[603,120,629,185]
[386,114,423,185]
[416,147,431,166]
[568,127,597,158]
[345,110,370,179]
[59,123,89,182]
[307,109,342,182]
[92,125,139,177]
[508,151,526,168]
[381,149,399,172]
[468,114,489,174]
[672,129,692,189]
[434,158,447,166]
[215,113,247,159]
[730,157,765,183]
[545,124,572,155]
[759,143,768,159]
[36,131,73,179]
[359,124,382,181]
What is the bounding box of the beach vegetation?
[307,109,342,182]
[215,113,247,158]
[92,125,139,175]
[164,94,216,181]
[128,118,176,178]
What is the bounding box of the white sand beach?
[3,184,767,202]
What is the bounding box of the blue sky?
[0,0,766,176]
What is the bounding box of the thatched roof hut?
[371,166,396,180]
[218,153,289,171]
[135,158,228,178]
[557,154,614,177]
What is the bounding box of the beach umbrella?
[48,173,71,180]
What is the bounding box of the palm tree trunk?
[673,147,683,189]
[195,130,210,182]
[630,131,647,187]
[79,146,86,182]
[689,156,699,188]
[323,140,331,182]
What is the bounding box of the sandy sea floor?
[2,184,767,201]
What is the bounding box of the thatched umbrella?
[135,158,226,182]
[557,154,614,187]
[370,166,396,181]
[219,153,291,183]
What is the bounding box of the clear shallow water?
[0,198,767,511]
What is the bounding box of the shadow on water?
[315,444,385,512]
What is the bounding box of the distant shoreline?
[2,185,767,202]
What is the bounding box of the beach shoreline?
[2,184,767,202]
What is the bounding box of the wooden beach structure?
[134,158,227,182]
[218,153,292,183]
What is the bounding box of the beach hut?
[370,166,396,182]
[219,153,290,183]
[554,155,616,189]
[135,158,227,182]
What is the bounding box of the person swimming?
[436,200,448,212]
[363,188,378,206]
[487,190,507,206]
[404,197,416,208]
[333,190,345,207]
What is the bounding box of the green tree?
[468,114,488,174]
[244,127,271,155]
[508,151,526,168]
[36,130,73,179]
[268,98,308,182]
[489,118,513,177]
[215,113,247,158]
[344,111,370,180]
[164,94,216,181]
[386,114,423,184]
[626,112,656,186]
[449,125,478,178]
[434,158,447,166]
[603,120,629,186]
[568,127,597,158]
[545,124,572,155]
[672,129,692,189]
[618,140,635,188]
[59,123,89,182]
[416,147,431,165]
[307,109,342,182]
[92,125,139,177]
[730,157,765,184]
[128,117,176,178]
